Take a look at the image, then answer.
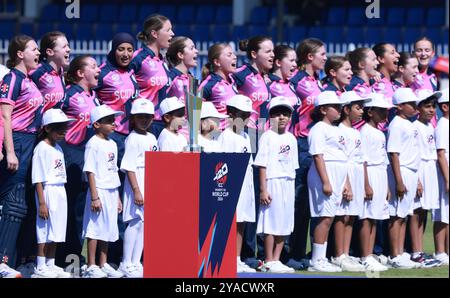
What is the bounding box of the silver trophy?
[184,75,203,152]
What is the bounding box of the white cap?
[315,91,343,107]
[131,98,155,115]
[226,94,256,113]
[340,91,371,105]
[392,88,419,105]
[364,93,393,109]
[415,89,442,105]
[438,88,449,104]
[42,109,75,127]
[268,96,294,112]
[159,96,185,115]
[90,105,124,124]
[201,102,228,119]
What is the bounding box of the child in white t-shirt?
[217,94,256,273]
[433,89,449,265]
[31,109,75,278]
[359,93,392,272]
[157,96,188,152]
[82,105,125,278]
[387,88,422,269]
[307,91,350,273]
[198,102,227,153]
[332,91,368,272]
[410,89,442,267]
[119,98,158,277]
[254,96,298,273]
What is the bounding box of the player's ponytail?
[201,43,229,81]
[138,14,170,44]
[201,62,213,81]
[65,54,90,85]
[166,36,189,68]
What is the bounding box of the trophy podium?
[143,76,250,277]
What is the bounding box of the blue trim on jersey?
[324,81,339,92]
[62,84,85,109]
[0,69,25,102]
[347,75,366,90]
[268,73,281,82]
[232,63,254,88]
[289,70,309,90]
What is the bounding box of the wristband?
[91,197,99,202]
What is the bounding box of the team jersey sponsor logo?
[1,83,9,93]
[248,76,260,88]
[338,135,346,146]
[304,80,313,92]
[111,73,123,86]
[148,59,158,71]
[377,82,386,90]
[427,134,434,144]
[107,152,115,162]
[44,75,54,86]
[414,129,419,138]
[355,139,361,148]
[54,159,64,170]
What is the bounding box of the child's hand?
[387,188,392,201]
[343,184,353,202]
[134,191,144,206]
[416,180,423,198]
[260,191,272,205]
[91,197,102,212]
[322,182,333,196]
[396,182,407,200]
[372,72,382,82]
[364,184,374,201]
[38,203,49,220]
[6,152,18,172]
[118,198,122,213]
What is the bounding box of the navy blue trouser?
[0,132,36,267]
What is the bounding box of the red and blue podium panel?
[144,152,250,278]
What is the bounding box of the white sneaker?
[16,262,35,278]
[0,263,22,278]
[237,260,256,273]
[133,263,143,277]
[388,255,415,269]
[401,252,421,268]
[101,263,124,278]
[119,262,141,278]
[48,265,72,278]
[308,258,342,272]
[264,261,295,273]
[31,266,58,278]
[362,255,389,272]
[83,265,107,278]
[332,255,365,272]
[433,253,449,266]
[374,254,389,266]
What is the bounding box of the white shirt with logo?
[121,130,158,172]
[387,116,421,171]
[83,135,121,189]
[413,120,437,161]
[360,123,389,167]
[32,141,67,185]
[308,121,348,161]
[254,130,299,179]
[435,117,449,164]
[338,123,365,164]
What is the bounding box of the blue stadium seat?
[36,22,55,38]
[287,26,307,43]
[95,23,114,41]
[115,24,135,36]
[75,23,94,41]
[347,7,367,26]
[366,27,384,43]
[99,4,119,23]
[159,5,177,23]
[138,5,159,22]
[41,4,61,22]
[0,20,16,39]
[249,6,270,25]
[192,25,211,42]
[231,25,249,43]
[406,8,425,26]
[346,27,366,43]
[423,27,443,44]
[211,25,230,41]
[326,7,346,25]
[308,27,327,41]
[119,4,138,23]
[269,26,289,43]
[248,25,269,38]
[177,5,196,24]
[404,27,424,43]
[195,5,215,25]
[383,27,403,44]
[386,8,405,26]
[216,5,232,24]
[270,5,287,23]
[80,4,98,22]
[426,7,445,26]
[173,24,191,38]
[442,28,449,44]
[327,26,346,43]
[55,22,75,40]
[18,23,35,37]
[6,2,17,13]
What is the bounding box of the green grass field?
[82,212,448,278]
